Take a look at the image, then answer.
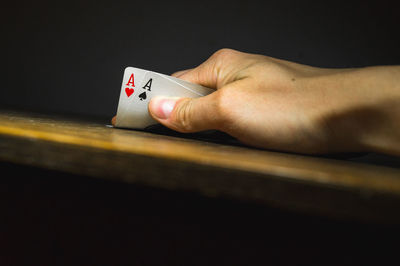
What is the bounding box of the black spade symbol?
[139,91,147,101]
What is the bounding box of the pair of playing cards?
[115,67,214,129]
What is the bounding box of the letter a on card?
[126,73,135,87]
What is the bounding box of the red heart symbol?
[125,87,134,97]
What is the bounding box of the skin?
[112,49,400,155]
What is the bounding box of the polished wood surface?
[1,110,399,222]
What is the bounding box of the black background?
[1,2,400,264]
[1,0,399,119]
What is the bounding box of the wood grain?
[1,110,400,222]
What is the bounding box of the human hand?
[112,49,400,155]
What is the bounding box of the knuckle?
[212,48,237,60]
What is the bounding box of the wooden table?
[1,110,399,223]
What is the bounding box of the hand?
[113,49,400,155]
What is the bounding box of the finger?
[176,49,242,90]
[176,59,219,89]
[148,94,221,133]
[111,116,116,126]
[171,69,192,78]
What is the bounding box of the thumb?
[148,94,220,133]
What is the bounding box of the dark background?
[1,2,400,264]
[1,0,399,119]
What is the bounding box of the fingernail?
[151,96,178,119]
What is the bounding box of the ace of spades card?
[115,67,214,129]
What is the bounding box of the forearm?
[355,66,400,155]
[312,66,400,155]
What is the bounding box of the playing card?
[115,67,149,119]
[115,69,214,129]
[161,74,215,96]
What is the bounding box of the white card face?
[116,70,211,129]
[115,67,148,119]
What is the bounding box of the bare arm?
[113,49,400,155]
